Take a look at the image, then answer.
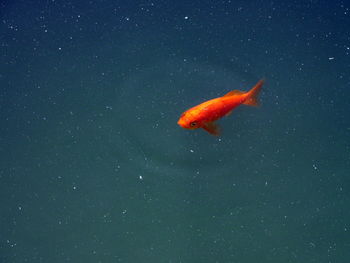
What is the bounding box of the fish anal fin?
[223,90,244,97]
[225,110,233,117]
[244,98,259,106]
[202,122,220,136]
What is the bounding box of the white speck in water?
[328,57,335,60]
[312,164,318,170]
[184,16,189,20]
[139,175,143,180]
[190,149,194,153]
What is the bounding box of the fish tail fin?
[243,79,264,106]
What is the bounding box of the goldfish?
[177,79,264,135]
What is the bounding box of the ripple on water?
[113,58,252,179]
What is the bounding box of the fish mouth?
[177,118,188,128]
[178,119,197,130]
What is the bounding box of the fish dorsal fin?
[202,122,220,136]
[223,90,244,97]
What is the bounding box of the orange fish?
[177,79,264,135]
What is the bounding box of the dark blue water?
[1,1,349,262]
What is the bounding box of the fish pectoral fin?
[223,90,244,97]
[202,122,220,136]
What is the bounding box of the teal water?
[1,1,350,262]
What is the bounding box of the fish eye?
[190,121,197,127]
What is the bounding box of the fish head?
[177,111,201,130]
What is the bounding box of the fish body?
[177,79,264,135]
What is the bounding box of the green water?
[1,1,349,262]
